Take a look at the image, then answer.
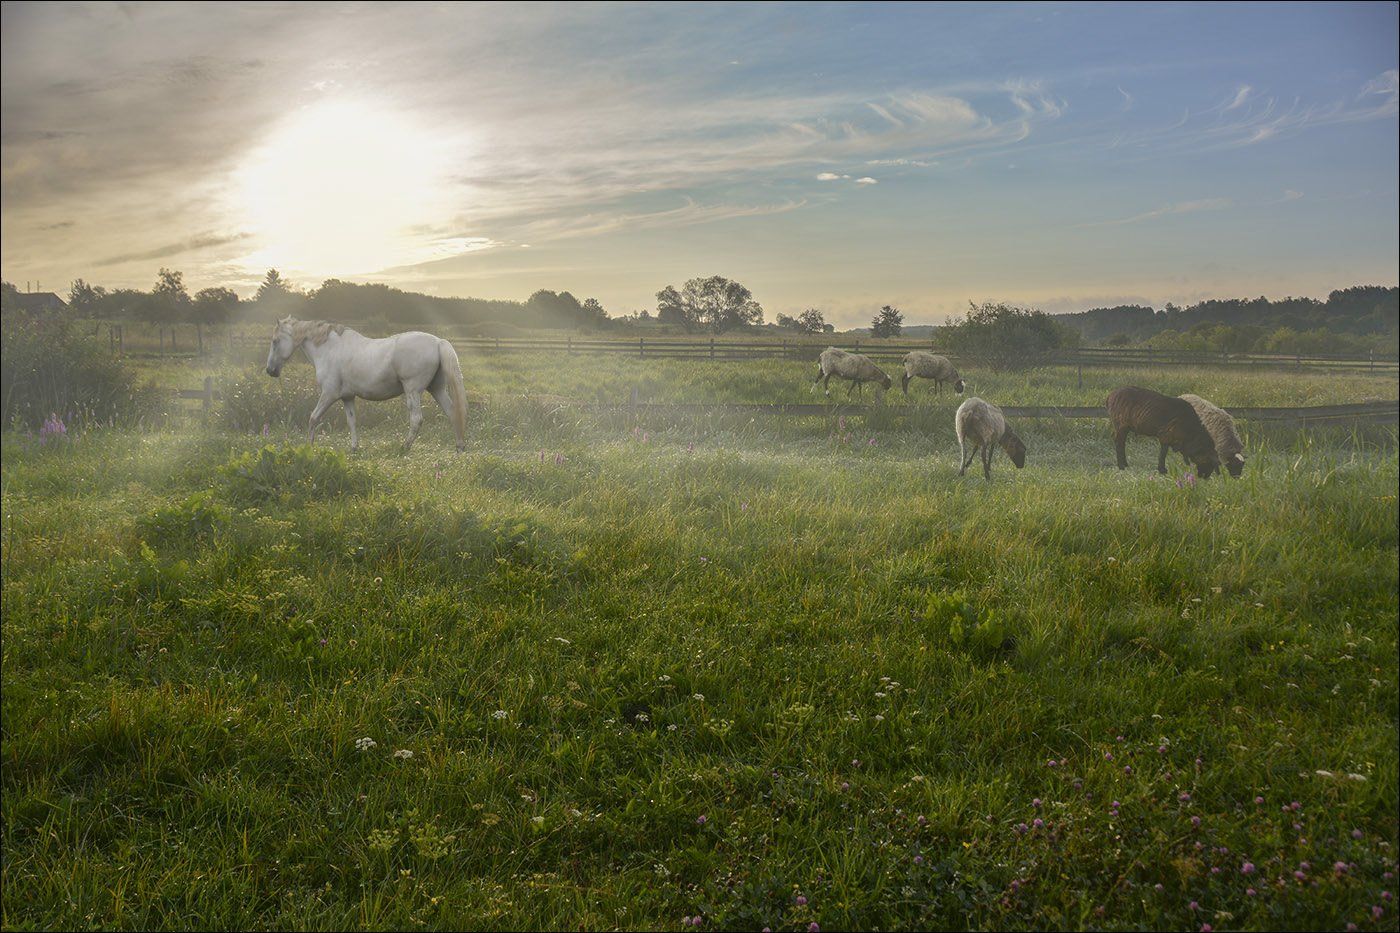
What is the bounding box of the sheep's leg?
[823,373,832,396]
[847,379,856,398]
[959,442,978,476]
[812,365,825,392]
[982,444,993,480]
[1113,426,1130,470]
[1157,441,1170,474]
[344,397,359,451]
[901,372,911,395]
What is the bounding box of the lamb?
[812,347,893,398]
[955,397,1027,479]
[1179,393,1245,478]
[1105,386,1220,479]
[902,351,965,396]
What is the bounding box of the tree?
[797,308,826,334]
[144,268,191,324]
[69,279,108,314]
[193,287,240,326]
[938,300,1078,368]
[580,297,608,327]
[256,269,291,304]
[656,276,763,333]
[655,285,693,330]
[871,305,903,338]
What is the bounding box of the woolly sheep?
[1179,394,1245,478]
[955,397,1027,479]
[1105,386,1220,479]
[812,347,893,398]
[901,351,965,396]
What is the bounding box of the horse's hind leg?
[402,391,424,452]
[428,383,459,450]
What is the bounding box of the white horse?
[264,317,468,452]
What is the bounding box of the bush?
[938,301,1079,369]
[135,491,231,546]
[0,310,159,431]
[221,445,374,507]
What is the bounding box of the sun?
[234,99,455,278]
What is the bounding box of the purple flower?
[913,855,924,865]
[795,895,807,906]
[808,924,821,933]
[1032,818,1044,829]
[695,814,707,825]
[1242,862,1256,875]
[1254,796,1264,805]
[1188,900,1199,911]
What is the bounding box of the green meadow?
[3,358,1397,930]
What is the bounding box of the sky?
[2,1,1397,326]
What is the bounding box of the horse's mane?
[283,318,349,346]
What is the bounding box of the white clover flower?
[355,737,377,752]
[393,749,413,760]
[692,693,705,702]
[492,710,509,720]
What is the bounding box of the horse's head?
[266,316,296,377]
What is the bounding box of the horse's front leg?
[344,398,359,451]
[402,391,424,452]
[307,390,338,445]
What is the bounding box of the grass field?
[3,358,1398,930]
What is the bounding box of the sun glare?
[234,99,455,277]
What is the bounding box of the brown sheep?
[1105,386,1220,479]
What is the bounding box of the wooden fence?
[102,322,1398,375]
[174,377,1399,428]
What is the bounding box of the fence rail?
[101,320,1399,374]
[172,375,1399,427]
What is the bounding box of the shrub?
[938,301,1079,369]
[135,491,231,546]
[0,310,159,431]
[221,445,374,507]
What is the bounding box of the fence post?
[109,325,116,356]
[197,322,204,356]
[710,337,715,359]
[568,335,573,355]
[202,376,212,427]
[495,336,500,352]
[117,325,123,357]
[1077,363,1083,390]
[640,337,645,358]
[1370,351,1374,373]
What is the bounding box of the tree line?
[1056,287,1398,355]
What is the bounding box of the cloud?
[1223,85,1252,112]
[1117,86,1134,112]
[854,177,878,185]
[96,232,252,267]
[816,172,846,180]
[1080,198,1233,227]
[1360,69,1398,106]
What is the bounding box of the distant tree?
[256,269,291,304]
[145,268,191,324]
[775,313,799,329]
[655,285,693,330]
[254,269,305,319]
[193,287,240,326]
[580,297,608,327]
[821,322,835,334]
[655,276,763,332]
[797,308,826,334]
[938,300,1078,368]
[68,279,108,314]
[870,305,903,338]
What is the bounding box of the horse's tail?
[438,339,468,452]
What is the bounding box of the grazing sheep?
[902,351,965,396]
[1179,394,1245,478]
[1105,386,1220,479]
[955,397,1027,479]
[812,347,893,398]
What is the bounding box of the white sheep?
[955,397,1027,479]
[902,351,965,396]
[1179,393,1245,477]
[812,347,893,398]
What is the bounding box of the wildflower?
[1334,862,1349,874]
[808,924,820,933]
[1254,796,1264,805]
[1032,818,1044,829]
[1242,862,1256,874]
[355,737,377,751]
[795,895,807,906]
[1191,816,1201,828]
[393,749,413,760]
[840,782,850,791]
[1246,888,1256,897]
[913,854,924,865]
[492,710,509,720]
[1353,829,1364,839]
[1188,900,1199,911]
[696,814,707,825]
[1032,798,1042,808]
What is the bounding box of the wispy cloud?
[97,232,251,267]
[1079,198,1233,227]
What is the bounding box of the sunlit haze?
[2,1,1397,325]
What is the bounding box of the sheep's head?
[1226,452,1245,478]
[1001,429,1027,469]
[878,372,893,392]
[1194,452,1220,480]
[954,377,966,394]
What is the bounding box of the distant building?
[12,292,67,314]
